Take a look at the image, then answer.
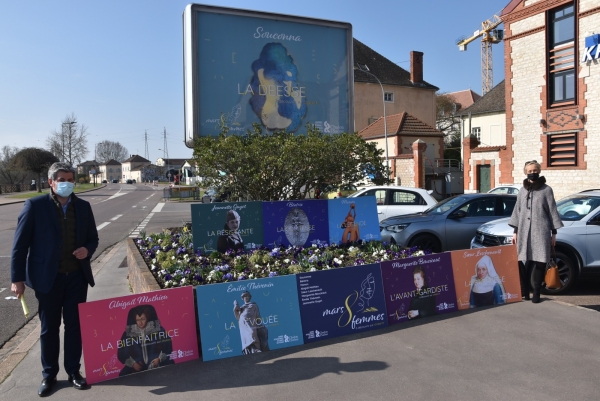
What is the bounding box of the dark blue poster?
[381,253,458,326]
[262,200,329,248]
[327,197,381,245]
[191,202,264,253]
[296,263,387,343]
[196,275,304,361]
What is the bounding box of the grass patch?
[7,183,104,199]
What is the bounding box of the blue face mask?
[54,182,74,197]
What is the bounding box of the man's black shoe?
[67,372,88,390]
[38,377,57,397]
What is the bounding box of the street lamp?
[354,64,389,169]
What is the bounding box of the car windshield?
[557,195,600,221]
[423,195,469,214]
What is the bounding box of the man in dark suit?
[11,162,99,397]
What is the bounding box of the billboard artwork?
[191,202,265,253]
[296,263,387,343]
[450,245,521,310]
[183,4,353,145]
[79,287,199,384]
[381,253,457,325]
[196,275,304,361]
[262,200,329,248]
[327,197,381,245]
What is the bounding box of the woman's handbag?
[545,246,562,290]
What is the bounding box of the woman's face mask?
[527,173,540,181]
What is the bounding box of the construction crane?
[457,14,504,95]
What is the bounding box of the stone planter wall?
[126,238,161,294]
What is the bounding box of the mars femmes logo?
[582,34,600,62]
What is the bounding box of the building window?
[368,117,378,125]
[471,127,481,141]
[549,4,575,105]
[384,92,394,102]
[548,132,577,166]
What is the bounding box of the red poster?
[79,287,199,384]
[450,245,521,310]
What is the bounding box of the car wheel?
[530,251,576,295]
[408,234,441,253]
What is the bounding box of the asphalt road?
[0,183,163,347]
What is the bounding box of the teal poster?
[196,275,304,361]
[191,202,264,253]
[262,200,329,248]
[327,197,381,245]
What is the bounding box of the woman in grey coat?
[508,160,563,303]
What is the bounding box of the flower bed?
[134,228,429,289]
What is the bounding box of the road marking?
[151,203,165,213]
[97,222,111,230]
[141,206,147,209]
[132,205,137,208]
[110,214,123,221]
[0,288,6,294]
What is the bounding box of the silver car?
[471,190,600,294]
[379,193,517,253]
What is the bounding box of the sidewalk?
[0,233,599,400]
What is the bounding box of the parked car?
[112,179,118,183]
[132,179,136,183]
[470,190,600,294]
[348,186,438,221]
[126,179,133,184]
[487,184,522,195]
[102,180,107,183]
[379,193,517,253]
[323,184,357,199]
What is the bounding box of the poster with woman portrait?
[262,200,329,248]
[327,197,380,245]
[191,202,264,253]
[78,287,199,384]
[450,245,521,310]
[196,275,304,361]
[296,263,388,343]
[380,253,457,325]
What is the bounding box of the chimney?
[410,51,423,84]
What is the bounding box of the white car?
[471,190,600,294]
[487,184,522,195]
[348,186,438,221]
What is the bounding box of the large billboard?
[183,4,353,146]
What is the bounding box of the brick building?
[474,0,600,199]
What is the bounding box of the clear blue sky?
[0,0,506,163]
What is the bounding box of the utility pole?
[163,127,170,182]
[144,130,149,161]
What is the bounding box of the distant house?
[460,81,506,193]
[98,159,122,183]
[78,160,98,176]
[156,158,188,182]
[122,155,151,182]
[446,89,481,113]
[353,39,439,134]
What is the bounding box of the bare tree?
[0,145,29,185]
[10,148,59,192]
[95,140,129,163]
[46,113,89,166]
[436,93,462,162]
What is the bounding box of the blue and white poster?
[381,253,458,326]
[183,4,353,145]
[196,275,304,361]
[296,263,388,343]
[262,200,329,248]
[327,197,381,245]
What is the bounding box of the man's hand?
[73,247,89,260]
[133,362,143,372]
[11,282,25,299]
[512,233,517,245]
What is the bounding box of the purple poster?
[381,253,457,325]
[262,200,329,248]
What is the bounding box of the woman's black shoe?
[532,291,541,303]
[38,377,57,397]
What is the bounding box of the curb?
[126,238,160,294]
[0,184,107,206]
